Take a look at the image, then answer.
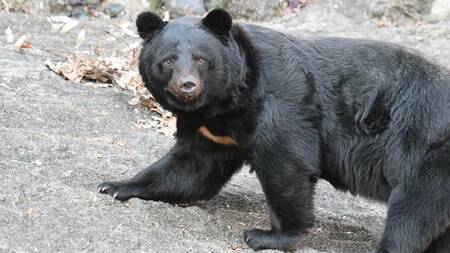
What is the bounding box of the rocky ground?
[0,1,449,253]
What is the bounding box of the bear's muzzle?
[169,75,201,102]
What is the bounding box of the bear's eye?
[195,57,206,65]
[162,58,175,66]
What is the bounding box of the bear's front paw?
[98,181,146,202]
[244,228,301,252]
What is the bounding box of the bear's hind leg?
[377,138,450,253]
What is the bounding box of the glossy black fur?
[98,9,450,253]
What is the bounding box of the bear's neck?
[176,96,259,143]
[232,24,259,90]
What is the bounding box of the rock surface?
[166,0,206,17]
[217,0,281,21]
[1,1,450,252]
[367,0,434,23]
[430,0,450,21]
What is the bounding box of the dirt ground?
[0,1,449,252]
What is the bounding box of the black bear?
[98,9,450,253]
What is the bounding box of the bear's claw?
[97,181,145,202]
[98,185,110,194]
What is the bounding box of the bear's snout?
[169,75,201,102]
[179,78,197,95]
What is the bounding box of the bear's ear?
[136,11,165,39]
[202,9,232,36]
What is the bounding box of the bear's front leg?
[98,132,243,203]
[245,143,319,252]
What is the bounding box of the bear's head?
[136,9,247,114]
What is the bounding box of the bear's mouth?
[168,88,198,102]
[168,84,201,103]
[165,89,205,112]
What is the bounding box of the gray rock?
[165,0,205,17]
[368,0,434,23]
[220,0,281,21]
[101,0,148,18]
[430,0,450,21]
[104,3,125,18]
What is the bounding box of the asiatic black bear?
[99,9,450,253]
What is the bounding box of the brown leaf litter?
[45,47,175,136]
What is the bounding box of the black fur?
[99,9,450,253]
[136,12,166,39]
[202,9,232,36]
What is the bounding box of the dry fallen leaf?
[44,59,58,72]
[230,244,242,250]
[122,40,141,53]
[47,16,79,33]
[33,160,43,167]
[135,119,158,129]
[128,97,140,106]
[7,33,32,49]
[163,11,170,22]
[61,20,79,33]
[374,17,393,27]
[20,40,32,49]
[139,97,156,110]
[158,114,176,136]
[0,83,13,91]
[75,29,86,49]
[117,21,139,38]
[25,207,40,217]
[13,35,26,48]
[5,26,14,43]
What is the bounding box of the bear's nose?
[176,75,200,98]
[169,75,201,102]
[179,81,197,95]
